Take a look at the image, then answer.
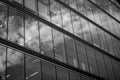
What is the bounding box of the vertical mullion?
[5,4,9,80]
[67,1,73,80]
[22,0,26,80]
[48,0,57,80]
[36,0,43,80]
[23,14,26,80]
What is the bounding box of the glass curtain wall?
[0,0,120,80]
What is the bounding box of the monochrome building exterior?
[0,0,120,80]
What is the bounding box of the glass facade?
[0,0,120,80]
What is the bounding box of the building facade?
[0,0,120,80]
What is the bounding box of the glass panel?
[80,17,92,43]
[0,3,7,39]
[104,56,115,80]
[111,19,120,38]
[53,29,67,62]
[76,0,85,15]
[69,0,77,9]
[85,46,98,75]
[25,15,40,52]
[25,0,37,12]
[95,50,107,79]
[42,61,56,80]
[70,71,80,80]
[81,74,92,80]
[71,13,83,39]
[0,45,6,80]
[61,6,73,33]
[56,66,69,80]
[25,55,41,80]
[7,48,24,80]
[75,41,89,72]
[8,7,24,46]
[50,0,62,27]
[115,40,120,58]
[39,22,54,58]
[111,59,120,80]
[105,33,115,55]
[38,0,50,20]
[64,36,78,67]
[111,38,119,56]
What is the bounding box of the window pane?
[95,51,107,79]
[0,3,7,39]
[0,45,6,80]
[86,46,98,75]
[111,59,120,80]
[25,15,40,52]
[39,22,54,58]
[81,74,92,80]
[25,0,37,12]
[53,30,67,62]
[56,66,69,80]
[25,55,41,80]
[8,7,24,46]
[104,56,115,80]
[7,48,24,80]
[38,0,50,20]
[42,61,56,80]
[75,41,89,72]
[70,71,80,80]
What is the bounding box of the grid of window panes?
[0,0,120,80]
